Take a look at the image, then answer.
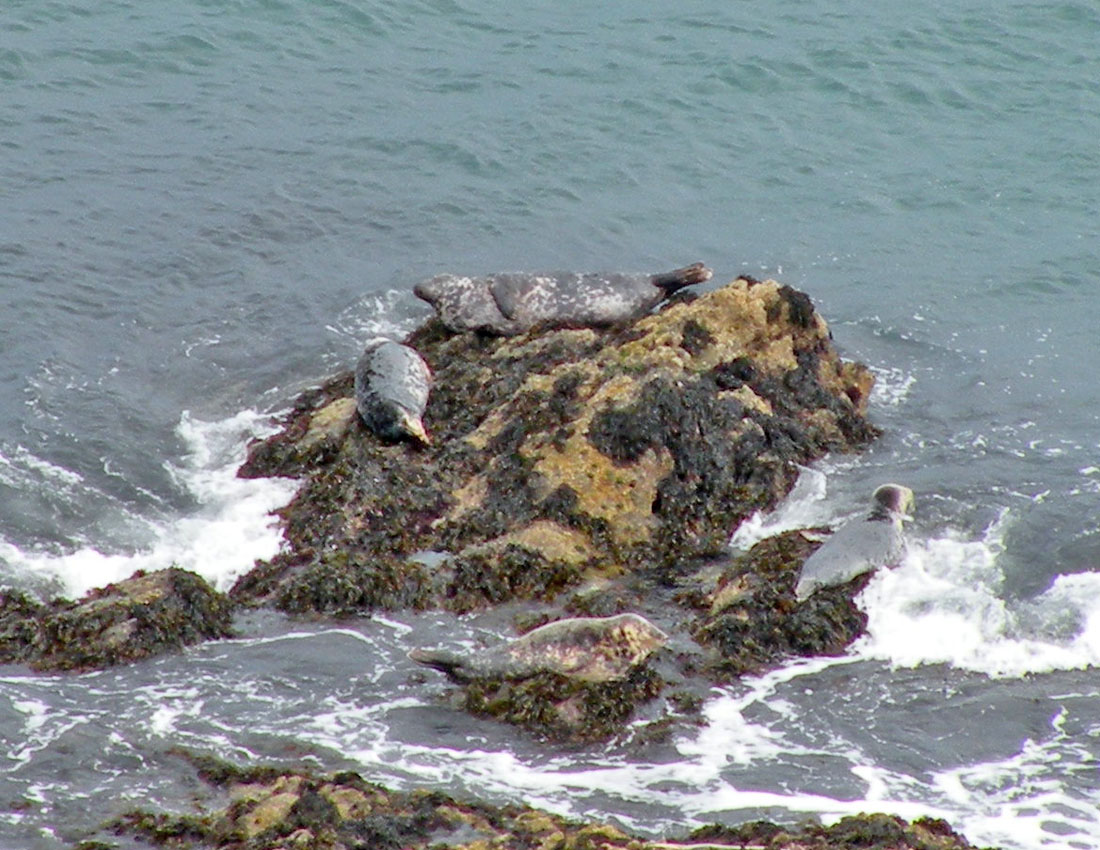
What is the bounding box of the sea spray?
[0,409,296,598]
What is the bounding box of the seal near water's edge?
[795,483,915,601]
[354,337,432,445]
[409,613,668,684]
[413,262,713,335]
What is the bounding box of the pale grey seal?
[354,337,432,445]
[409,613,668,683]
[795,483,915,601]
[413,262,713,335]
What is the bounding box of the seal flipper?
[650,262,713,293]
[487,274,529,321]
[408,648,475,683]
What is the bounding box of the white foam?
[930,709,1100,849]
[729,465,833,550]
[325,287,430,364]
[0,409,297,598]
[855,513,1100,677]
[869,364,917,408]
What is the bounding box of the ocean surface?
[2,1,1099,847]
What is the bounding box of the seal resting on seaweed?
[413,262,713,335]
[354,337,432,445]
[409,613,668,683]
[795,483,914,601]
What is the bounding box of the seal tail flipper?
[650,262,713,293]
[408,648,473,683]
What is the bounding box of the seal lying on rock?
[795,484,914,601]
[409,613,668,683]
[413,262,713,335]
[354,338,432,445]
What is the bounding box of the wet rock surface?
[93,755,994,850]
[688,529,872,679]
[0,568,233,673]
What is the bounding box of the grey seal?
[409,613,668,683]
[795,483,915,601]
[413,262,713,335]
[354,337,432,445]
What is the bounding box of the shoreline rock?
[2,278,996,850]
[91,754,997,850]
[0,567,233,673]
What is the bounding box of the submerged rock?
[236,277,878,619]
[0,568,232,673]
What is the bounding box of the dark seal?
[354,337,432,445]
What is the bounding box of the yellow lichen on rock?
[443,473,490,523]
[522,375,672,548]
[235,776,303,837]
[477,520,595,566]
[613,279,813,376]
[301,397,356,450]
[319,783,372,820]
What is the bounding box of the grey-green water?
[2,2,1099,848]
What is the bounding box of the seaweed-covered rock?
[236,278,878,617]
[0,568,232,672]
[101,755,996,850]
[459,665,667,743]
[690,529,870,678]
[410,613,670,742]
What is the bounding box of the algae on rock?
[0,568,233,673]
[100,755,996,850]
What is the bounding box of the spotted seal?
[413,262,713,335]
[354,337,432,445]
[408,613,668,683]
[795,483,915,601]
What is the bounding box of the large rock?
[0,568,233,672]
[236,278,877,616]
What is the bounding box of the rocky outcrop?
[235,278,877,618]
[0,568,232,672]
[227,277,880,740]
[98,754,995,850]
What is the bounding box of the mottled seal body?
[795,484,915,601]
[414,262,713,335]
[409,613,668,683]
[354,338,432,445]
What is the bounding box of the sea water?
[2,2,1099,848]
